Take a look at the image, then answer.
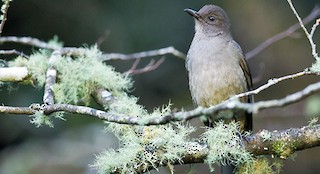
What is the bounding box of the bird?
[184,4,253,173]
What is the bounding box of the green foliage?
[201,121,253,172]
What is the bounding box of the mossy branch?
[138,124,320,173]
[93,123,320,174]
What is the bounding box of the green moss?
[201,121,253,172]
[272,141,295,159]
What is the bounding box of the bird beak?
[184,8,200,20]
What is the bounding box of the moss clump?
[93,120,195,174]
[272,141,295,159]
[29,111,64,128]
[52,46,132,104]
[201,121,253,172]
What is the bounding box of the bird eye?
[208,16,215,21]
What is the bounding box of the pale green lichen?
[310,60,320,73]
[29,111,64,128]
[94,121,195,174]
[308,117,319,127]
[260,129,272,142]
[52,46,132,105]
[47,35,63,49]
[94,97,195,173]
[9,51,50,86]
[201,121,253,172]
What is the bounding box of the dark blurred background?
[0,0,320,173]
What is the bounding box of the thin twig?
[125,57,166,75]
[0,36,62,50]
[245,5,320,59]
[101,46,186,61]
[287,0,319,59]
[233,70,318,99]
[0,0,11,36]
[0,49,28,58]
[96,30,111,47]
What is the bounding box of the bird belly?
[189,59,247,107]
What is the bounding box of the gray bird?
[185,4,253,173]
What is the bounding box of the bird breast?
[186,36,247,107]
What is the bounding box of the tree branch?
[100,46,186,61]
[0,36,62,50]
[0,49,28,58]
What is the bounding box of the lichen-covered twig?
[245,124,320,158]
[0,0,11,36]
[43,50,60,105]
[245,5,320,59]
